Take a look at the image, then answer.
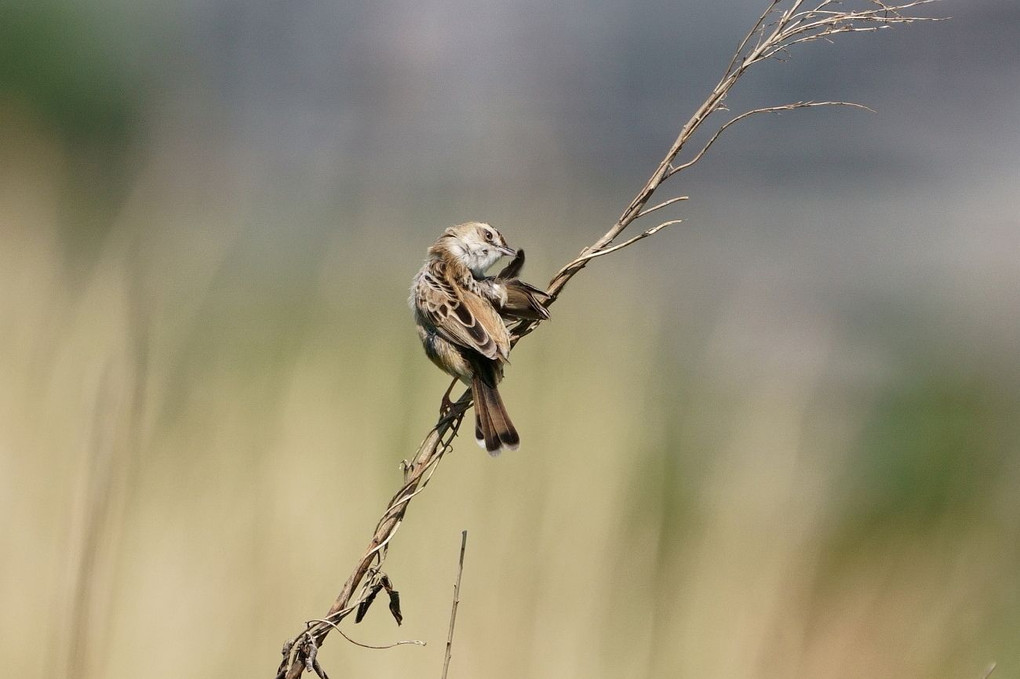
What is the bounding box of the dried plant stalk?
[276,2,940,677]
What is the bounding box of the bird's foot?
[439,378,459,416]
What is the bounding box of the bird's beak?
[498,245,517,258]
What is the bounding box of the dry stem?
[441,531,468,679]
[276,2,940,677]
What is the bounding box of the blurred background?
[3,0,1019,677]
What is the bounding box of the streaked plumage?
[410,222,548,455]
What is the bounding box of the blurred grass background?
[3,1,1019,678]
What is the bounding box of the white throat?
[456,243,501,277]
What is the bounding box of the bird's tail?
[472,375,520,456]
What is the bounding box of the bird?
[410,222,549,455]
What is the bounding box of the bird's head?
[439,222,516,277]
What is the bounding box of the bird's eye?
[483,230,494,243]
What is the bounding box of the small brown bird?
[410,222,549,455]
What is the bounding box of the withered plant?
[277,2,942,677]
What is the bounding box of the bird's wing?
[493,250,551,321]
[500,279,551,321]
[416,269,510,361]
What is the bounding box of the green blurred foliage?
[854,367,1004,527]
[1,1,141,258]
[1,2,136,145]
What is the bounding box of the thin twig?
[669,101,874,177]
[559,220,683,271]
[635,196,689,219]
[441,531,469,679]
[307,618,426,650]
